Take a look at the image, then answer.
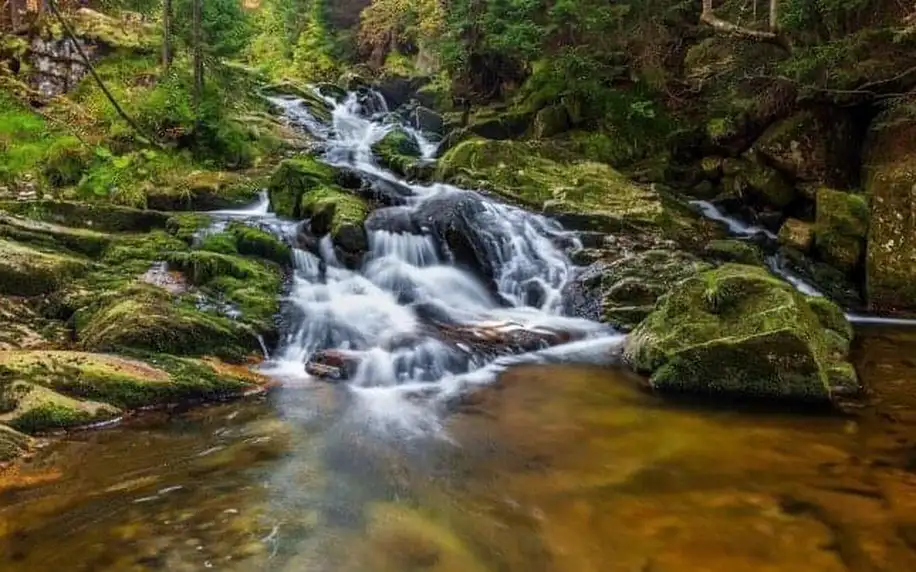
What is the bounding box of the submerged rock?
[624,264,857,402]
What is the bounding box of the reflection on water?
[3,328,916,571]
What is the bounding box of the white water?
[259,90,619,412]
[690,200,916,327]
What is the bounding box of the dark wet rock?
[405,105,445,135]
[305,349,361,382]
[563,249,711,331]
[412,191,495,283]
[365,207,422,235]
[358,174,414,206]
[375,76,428,109]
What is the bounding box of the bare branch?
[701,0,778,40]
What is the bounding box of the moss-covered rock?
[599,250,712,331]
[0,200,170,232]
[778,218,815,253]
[753,110,858,186]
[77,285,262,362]
[0,212,110,257]
[863,106,916,312]
[0,239,88,296]
[0,298,67,350]
[300,187,369,265]
[166,213,212,244]
[624,264,856,402]
[63,8,160,51]
[146,171,263,211]
[814,187,868,274]
[437,137,687,235]
[533,105,570,138]
[703,239,764,266]
[0,381,120,434]
[742,158,796,208]
[267,157,341,218]
[224,222,291,265]
[371,127,422,177]
[0,423,30,464]
[0,351,266,415]
[262,82,334,124]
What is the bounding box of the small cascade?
[253,87,617,402]
[691,199,916,327]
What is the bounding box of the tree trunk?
[192,0,203,116]
[162,0,172,71]
[769,0,779,31]
[10,0,22,32]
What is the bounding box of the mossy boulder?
[146,171,263,211]
[814,188,868,273]
[753,110,859,187]
[300,187,369,266]
[742,158,796,208]
[0,239,88,296]
[624,264,857,402]
[63,8,160,51]
[76,285,263,362]
[863,106,916,312]
[437,138,690,236]
[0,200,170,232]
[778,218,815,253]
[267,157,342,218]
[0,212,110,257]
[533,105,570,138]
[703,239,764,266]
[0,350,269,434]
[371,127,422,177]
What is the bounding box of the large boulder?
[864,106,916,312]
[624,264,857,402]
[814,188,868,274]
[146,171,263,211]
[0,200,170,232]
[436,138,704,241]
[267,157,349,218]
[753,110,859,187]
[777,218,815,253]
[371,127,422,177]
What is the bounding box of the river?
[3,89,916,571]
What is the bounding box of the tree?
[162,0,173,71]
[192,0,202,111]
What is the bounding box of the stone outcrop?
[625,264,857,402]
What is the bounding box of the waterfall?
[252,89,621,405]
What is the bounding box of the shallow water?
[3,327,916,572]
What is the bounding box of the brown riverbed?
[2,327,916,572]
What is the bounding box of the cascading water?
[259,91,622,411]
[689,200,916,327]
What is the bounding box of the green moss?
[0,200,170,232]
[166,213,212,244]
[815,188,868,273]
[0,239,89,296]
[199,232,240,255]
[226,222,291,265]
[703,239,764,266]
[77,285,260,362]
[267,157,339,218]
[0,381,120,434]
[42,137,94,188]
[0,213,111,257]
[438,137,666,230]
[0,424,30,463]
[371,128,422,177]
[300,187,369,235]
[624,264,854,402]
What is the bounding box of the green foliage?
[173,0,253,60]
[781,0,874,36]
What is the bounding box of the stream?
[4,89,916,571]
